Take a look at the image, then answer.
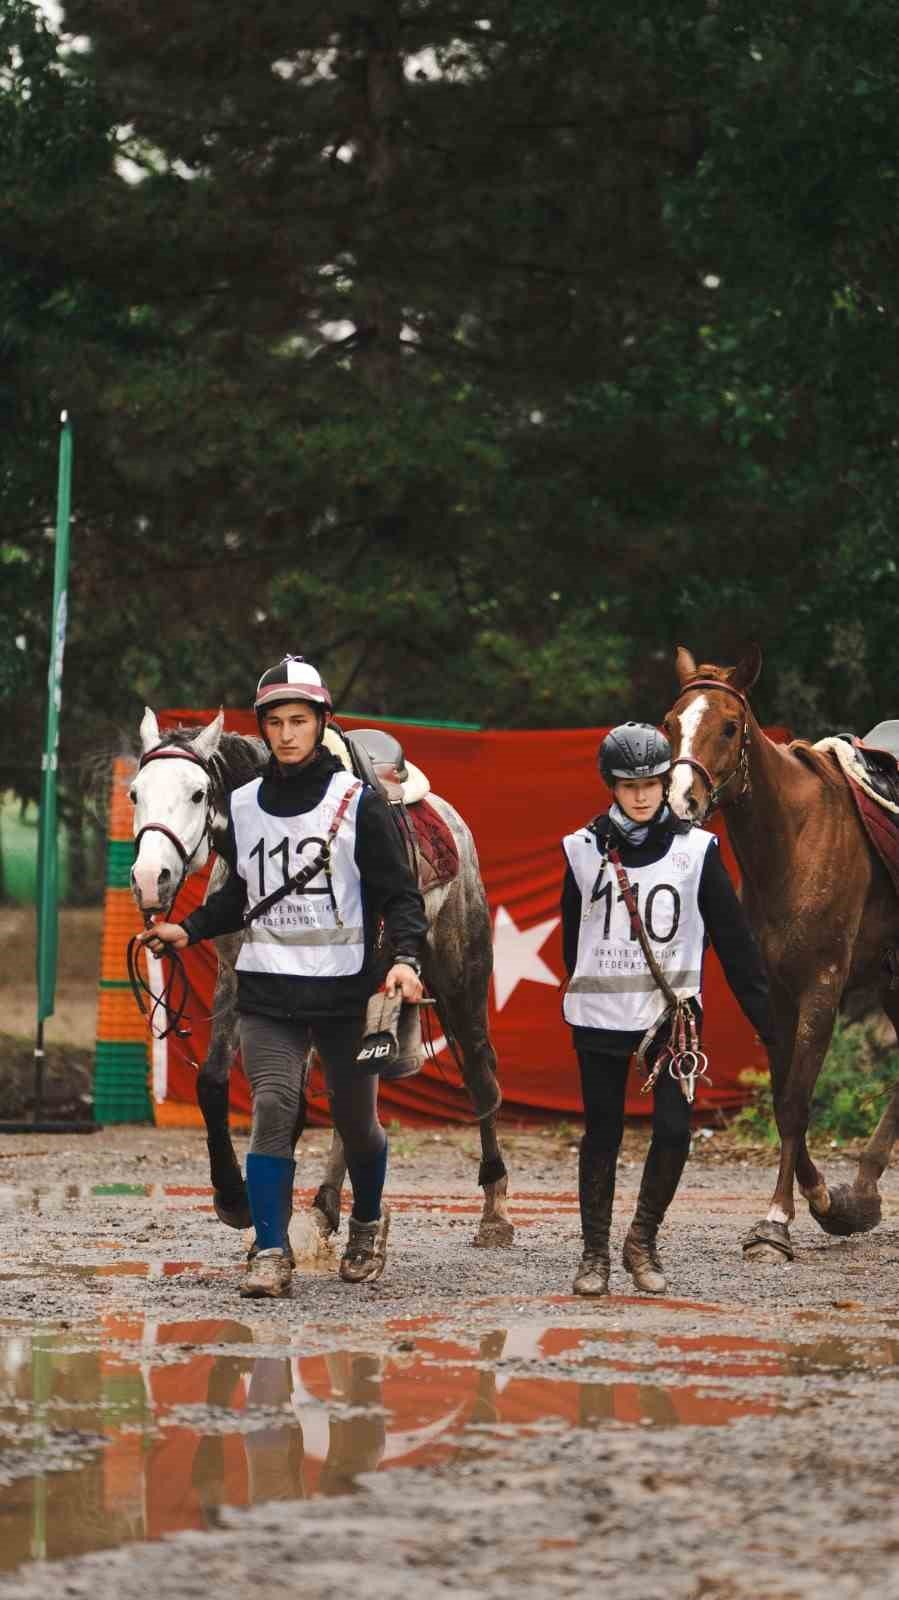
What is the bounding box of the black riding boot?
[573,1138,617,1297]
[622,1137,690,1293]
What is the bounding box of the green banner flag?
[36,412,73,1023]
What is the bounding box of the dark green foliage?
[734,1018,899,1145]
[2,0,899,831]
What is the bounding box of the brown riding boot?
[572,1139,617,1297]
[239,1247,294,1299]
[622,1138,690,1294]
[339,1207,391,1284]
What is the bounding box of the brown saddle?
[840,722,899,809]
[343,727,460,893]
[863,719,899,762]
[344,727,427,804]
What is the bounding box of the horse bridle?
[132,745,218,921]
[128,743,219,1043]
[670,678,752,813]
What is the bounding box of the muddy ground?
[0,1122,898,1599]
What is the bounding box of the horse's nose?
[132,860,167,907]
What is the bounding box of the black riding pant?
[577,1047,691,1153]
[239,1013,384,1162]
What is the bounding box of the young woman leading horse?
[561,722,776,1295]
[665,645,899,1262]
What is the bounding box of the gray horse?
[129,708,512,1248]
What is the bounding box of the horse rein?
[132,746,218,901]
[128,743,219,1043]
[670,678,752,813]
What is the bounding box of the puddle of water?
[0,1185,576,1226]
[0,1263,226,1285]
[0,1315,896,1572]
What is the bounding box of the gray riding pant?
[239,1013,384,1161]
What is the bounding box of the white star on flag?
[423,904,561,1057]
[492,905,560,1012]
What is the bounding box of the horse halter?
[670,678,752,814]
[128,743,218,1045]
[132,745,217,918]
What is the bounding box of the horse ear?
[191,709,225,763]
[139,706,160,754]
[728,643,762,693]
[675,645,698,684]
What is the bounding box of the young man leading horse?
[139,655,426,1298]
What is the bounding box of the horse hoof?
[214,1190,252,1230]
[810,1184,882,1237]
[472,1217,515,1248]
[211,1196,249,1228]
[742,1218,794,1263]
[312,1184,341,1236]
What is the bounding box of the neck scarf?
[609,800,670,849]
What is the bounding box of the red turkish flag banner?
[156,710,788,1125]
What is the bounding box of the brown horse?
[664,644,899,1262]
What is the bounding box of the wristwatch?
[394,953,422,977]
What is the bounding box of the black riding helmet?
[598,722,672,786]
[254,656,333,742]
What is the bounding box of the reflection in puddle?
[1,1316,897,1572]
[0,1184,576,1227]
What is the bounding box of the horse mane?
[155,724,268,796]
[688,664,732,682]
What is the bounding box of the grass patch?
[385,1117,423,1158]
[733,1017,899,1146]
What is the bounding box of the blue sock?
[347,1140,388,1223]
[245,1153,295,1251]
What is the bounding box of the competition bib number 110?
[592,880,681,944]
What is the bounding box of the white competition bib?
[562,824,713,1033]
[232,771,365,978]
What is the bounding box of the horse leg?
[312,1127,347,1238]
[197,950,251,1230]
[432,981,511,1248]
[809,986,899,1236]
[423,874,511,1246]
[474,1105,513,1248]
[764,981,833,1228]
[744,988,840,1263]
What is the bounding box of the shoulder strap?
[607,846,680,1010]
[243,780,362,927]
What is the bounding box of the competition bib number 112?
[248,834,328,898]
